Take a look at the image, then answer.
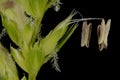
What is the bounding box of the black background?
[0,0,119,80]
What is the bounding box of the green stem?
[28,73,37,80]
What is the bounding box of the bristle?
[0,28,6,40]
[51,54,61,72]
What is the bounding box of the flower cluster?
[0,0,78,80]
[0,0,111,80]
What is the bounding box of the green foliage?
[0,43,19,80]
[0,0,78,80]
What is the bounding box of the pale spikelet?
[97,19,111,51]
[81,21,92,48]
